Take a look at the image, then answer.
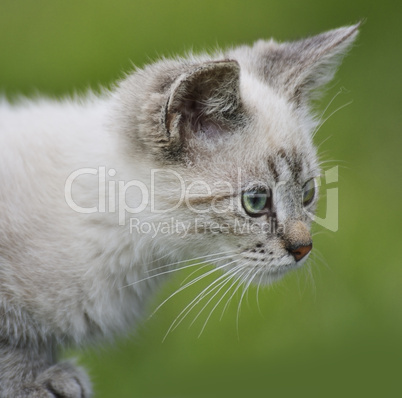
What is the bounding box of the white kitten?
[0,24,359,397]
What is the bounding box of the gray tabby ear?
[251,23,360,104]
[165,60,241,140]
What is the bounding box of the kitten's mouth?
[276,252,311,272]
[249,253,311,284]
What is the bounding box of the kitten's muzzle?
[286,242,312,262]
[282,220,312,262]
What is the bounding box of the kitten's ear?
[253,23,360,104]
[164,60,241,140]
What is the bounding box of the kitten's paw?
[34,361,92,398]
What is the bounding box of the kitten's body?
[0,25,358,397]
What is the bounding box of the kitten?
[0,24,359,397]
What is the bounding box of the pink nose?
[287,243,312,262]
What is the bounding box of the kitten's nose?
[286,243,312,262]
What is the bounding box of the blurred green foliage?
[1,0,401,397]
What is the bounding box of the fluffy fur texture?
[0,24,358,397]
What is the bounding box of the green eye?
[242,188,271,217]
[302,178,316,207]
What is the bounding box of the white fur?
[0,72,316,343]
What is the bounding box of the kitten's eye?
[242,188,271,217]
[302,178,316,207]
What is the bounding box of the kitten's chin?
[254,255,310,286]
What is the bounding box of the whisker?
[314,87,345,134]
[316,134,333,149]
[196,266,247,337]
[236,267,257,336]
[163,261,242,339]
[311,248,329,271]
[184,262,243,310]
[179,263,213,286]
[245,267,261,310]
[305,261,316,297]
[190,265,245,328]
[319,159,348,166]
[122,253,235,289]
[312,100,353,138]
[147,249,235,274]
[256,269,265,317]
[149,261,233,320]
[178,253,237,286]
[219,267,251,321]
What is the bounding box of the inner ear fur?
[164,60,241,140]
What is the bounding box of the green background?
[1,1,401,397]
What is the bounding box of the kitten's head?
[116,24,359,284]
